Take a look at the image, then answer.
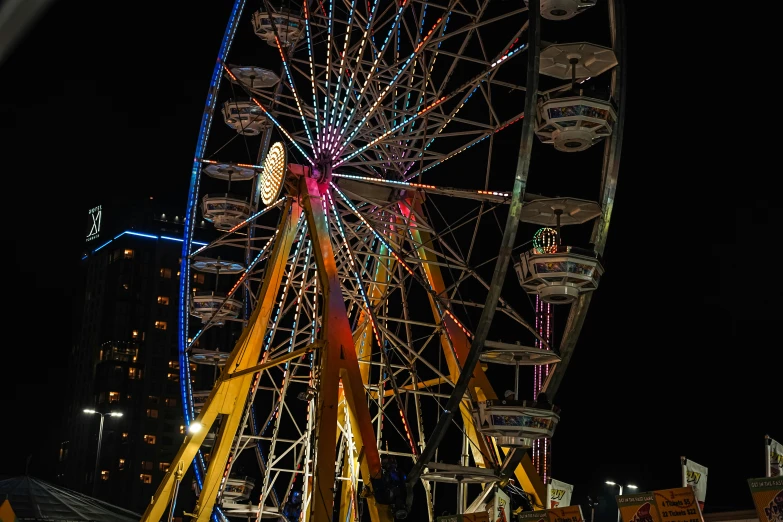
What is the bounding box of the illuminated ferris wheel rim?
[211,0,548,184]
[166,0,626,518]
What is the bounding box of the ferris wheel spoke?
[329,196,421,457]
[336,10,453,157]
[332,1,414,151]
[325,0,358,142]
[302,0,322,144]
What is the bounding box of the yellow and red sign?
[748,476,783,522]
[518,504,585,522]
[617,487,702,522]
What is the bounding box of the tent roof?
[0,476,140,522]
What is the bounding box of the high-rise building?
[58,198,215,513]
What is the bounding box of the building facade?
[58,199,215,513]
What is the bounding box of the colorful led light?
[261,142,287,206]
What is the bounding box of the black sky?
[1,0,779,518]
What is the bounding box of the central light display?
[261,142,287,206]
[533,227,558,254]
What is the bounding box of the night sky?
[1,1,779,519]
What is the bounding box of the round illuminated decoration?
[533,227,558,254]
[261,142,287,206]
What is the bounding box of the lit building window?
[143,435,156,445]
[159,462,170,472]
[168,360,178,369]
[132,330,139,339]
[101,470,110,481]
[108,392,120,404]
[167,373,179,382]
[155,321,167,330]
[124,249,134,259]
[128,367,141,380]
[157,296,170,305]
[164,398,177,407]
[58,442,68,462]
[118,458,125,470]
[121,432,129,441]
[146,409,158,419]
[140,474,152,484]
[179,425,185,434]
[141,461,153,471]
[122,283,129,290]
[160,268,172,279]
[193,273,205,284]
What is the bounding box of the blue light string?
[178,0,247,514]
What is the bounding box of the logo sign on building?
[518,504,585,522]
[748,476,783,522]
[86,205,102,242]
[616,487,703,522]
[548,478,574,508]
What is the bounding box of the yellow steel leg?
[405,199,546,507]
[140,199,301,522]
[340,238,395,522]
[301,177,392,522]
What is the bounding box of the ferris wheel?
[141,0,626,520]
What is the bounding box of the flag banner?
[518,504,585,522]
[617,487,703,522]
[437,514,490,522]
[684,459,708,508]
[548,479,575,509]
[770,439,783,478]
[491,488,512,522]
[747,476,783,522]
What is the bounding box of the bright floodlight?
[627,484,638,489]
[605,481,617,486]
[83,409,96,414]
[261,141,287,206]
[109,412,123,417]
[188,422,203,434]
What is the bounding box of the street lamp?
[84,409,123,497]
[606,481,638,522]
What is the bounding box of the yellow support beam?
[405,198,546,508]
[140,199,301,522]
[341,235,395,521]
[301,177,393,522]
[378,377,446,398]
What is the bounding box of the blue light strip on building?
[87,230,209,256]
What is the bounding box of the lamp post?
[606,481,638,522]
[84,409,123,497]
